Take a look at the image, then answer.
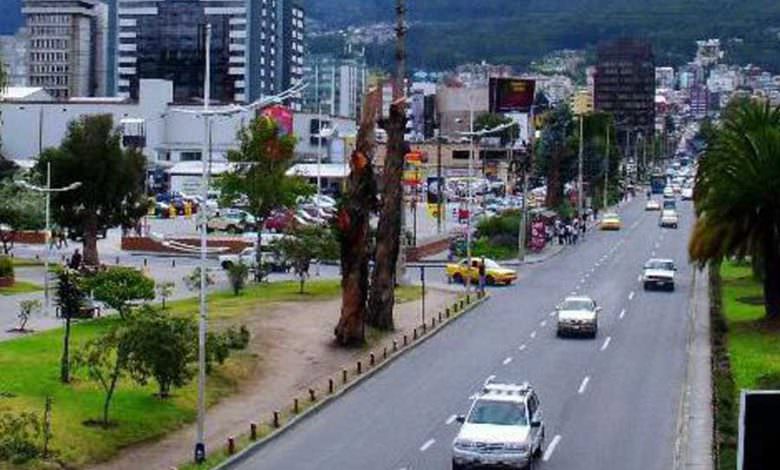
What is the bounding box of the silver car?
[556,296,600,338]
[452,381,545,470]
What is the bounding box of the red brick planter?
[0,277,14,288]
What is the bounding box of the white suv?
[452,381,545,470]
[556,296,600,338]
[643,258,676,291]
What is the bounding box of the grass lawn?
[10,258,45,268]
[716,262,779,470]
[0,279,424,468]
[0,280,42,296]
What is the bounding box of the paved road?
[230,195,696,470]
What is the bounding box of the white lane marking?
[601,336,612,351]
[637,275,642,282]
[651,251,656,257]
[540,320,547,327]
[530,330,537,339]
[420,439,435,452]
[485,374,496,384]
[571,291,578,295]
[503,357,513,365]
[578,376,591,394]
[518,344,527,351]
[543,435,562,462]
[446,414,457,425]
[549,311,557,317]
[655,242,660,249]
[619,309,626,320]
[629,291,635,301]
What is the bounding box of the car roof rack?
[481,381,532,396]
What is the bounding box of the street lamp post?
[16,165,81,313]
[577,113,585,218]
[518,109,536,263]
[466,105,474,292]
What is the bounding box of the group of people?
[552,216,588,246]
[48,227,69,249]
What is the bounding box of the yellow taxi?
[445,258,518,286]
[600,212,622,231]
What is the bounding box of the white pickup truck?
[642,258,676,291]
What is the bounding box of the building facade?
[0,29,30,87]
[594,39,655,139]
[302,50,367,119]
[22,0,108,98]
[114,0,303,104]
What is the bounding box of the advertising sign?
[489,78,536,113]
[259,105,294,135]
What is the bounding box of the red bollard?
[227,436,235,454]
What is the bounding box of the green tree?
[36,115,149,266]
[124,307,197,398]
[535,105,576,208]
[73,328,130,426]
[0,181,46,255]
[220,117,312,280]
[274,226,338,294]
[155,281,175,309]
[55,268,84,383]
[182,267,215,292]
[226,261,250,296]
[689,100,780,318]
[82,267,154,320]
[474,113,514,145]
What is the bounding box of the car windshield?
[663,210,676,216]
[646,260,675,271]
[561,299,594,311]
[483,260,501,269]
[604,213,618,219]
[468,400,528,426]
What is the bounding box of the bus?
[650,173,667,194]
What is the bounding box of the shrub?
[0,411,42,464]
[0,256,14,279]
[224,325,251,350]
[476,211,520,240]
[227,262,250,296]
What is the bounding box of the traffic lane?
[409,201,660,468]
[542,204,694,469]
[233,201,650,469]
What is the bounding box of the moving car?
[452,380,545,470]
[659,209,679,229]
[643,258,677,291]
[445,258,517,286]
[645,199,661,211]
[556,296,600,338]
[681,187,694,200]
[663,186,675,199]
[600,212,622,230]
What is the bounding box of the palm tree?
[689,99,780,318]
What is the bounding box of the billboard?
[259,105,294,135]
[489,78,536,113]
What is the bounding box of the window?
[468,400,528,426]
[180,151,202,162]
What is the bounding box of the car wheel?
[452,461,466,470]
[486,275,496,286]
[669,284,676,292]
[643,281,651,291]
[556,328,563,338]
[453,273,464,284]
[592,324,598,338]
[221,261,233,270]
[227,225,239,234]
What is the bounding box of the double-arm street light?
[16,164,81,313]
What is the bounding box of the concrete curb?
[674,268,714,470]
[211,294,490,470]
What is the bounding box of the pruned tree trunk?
[545,152,563,208]
[83,214,100,267]
[334,90,380,346]
[367,0,407,331]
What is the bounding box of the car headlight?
[504,442,529,452]
[454,439,477,449]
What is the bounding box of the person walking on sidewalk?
[478,257,487,294]
[68,249,82,271]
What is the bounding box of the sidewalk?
[676,268,714,470]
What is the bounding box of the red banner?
[259,105,294,135]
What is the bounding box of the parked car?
[452,380,545,470]
[207,209,257,234]
[556,296,600,338]
[642,258,677,291]
[219,245,289,273]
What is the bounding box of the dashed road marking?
[651,251,656,257]
[637,275,642,282]
[601,336,612,351]
[446,414,457,425]
[420,439,435,452]
[549,311,557,317]
[578,376,591,394]
[619,309,626,319]
[540,320,547,327]
[629,291,635,301]
[543,435,562,462]
[503,357,513,365]
[518,344,527,351]
[530,331,537,339]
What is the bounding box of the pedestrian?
[478,257,487,294]
[68,249,82,271]
[59,228,68,248]
[557,222,565,245]
[565,223,573,245]
[580,215,587,235]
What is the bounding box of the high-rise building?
[0,28,30,86]
[22,0,108,98]
[302,50,367,119]
[114,0,303,104]
[594,39,655,139]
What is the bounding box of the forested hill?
[308,0,780,71]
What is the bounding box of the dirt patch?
[89,288,459,470]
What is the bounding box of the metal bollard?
[370,353,375,366]
[116,256,120,265]
[446,307,451,318]
[309,388,316,402]
[422,323,427,334]
[432,317,436,328]
[393,340,398,352]
[273,410,280,428]
[227,436,235,454]
[172,259,176,268]
[250,422,258,440]
[293,398,299,413]
[383,346,388,359]
[356,361,362,375]
[413,328,418,340]
[403,335,408,346]
[439,311,443,322]
[143,258,148,267]
[328,378,335,394]
[342,369,348,384]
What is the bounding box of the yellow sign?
[426,203,441,219]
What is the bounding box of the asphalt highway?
[230,195,696,470]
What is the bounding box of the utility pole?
[466,104,474,291]
[577,113,584,217]
[194,23,211,465]
[436,113,443,234]
[518,108,535,262]
[315,61,323,276]
[604,121,610,210]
